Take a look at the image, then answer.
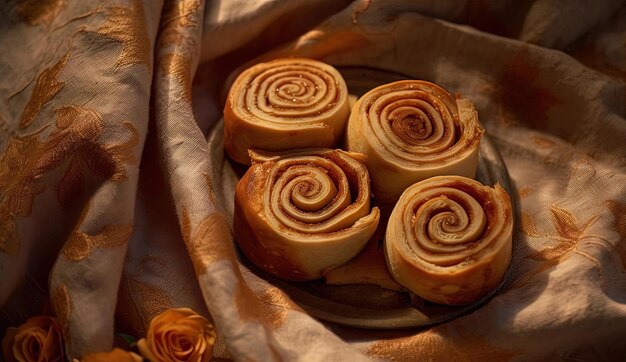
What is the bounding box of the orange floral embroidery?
[97,0,151,69]
[20,51,70,129]
[61,223,132,261]
[0,131,45,254]
[182,210,234,273]
[367,325,517,361]
[520,211,542,238]
[158,0,201,100]
[511,205,600,289]
[159,0,200,47]
[0,105,138,253]
[162,0,200,29]
[529,205,597,261]
[40,106,138,208]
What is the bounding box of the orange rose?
[1,316,64,362]
[137,308,216,362]
[80,348,142,362]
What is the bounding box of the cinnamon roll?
[384,176,512,305]
[345,80,483,202]
[224,58,350,164]
[234,149,380,281]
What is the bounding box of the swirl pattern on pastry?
[224,58,350,164]
[234,149,380,281]
[345,80,483,202]
[384,176,512,305]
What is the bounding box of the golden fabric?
[1,0,626,360]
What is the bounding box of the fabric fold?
[1,0,626,361]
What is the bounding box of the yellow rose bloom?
[1,316,64,362]
[137,308,216,362]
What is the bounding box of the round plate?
[220,67,512,329]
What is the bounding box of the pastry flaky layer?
[384,176,513,306]
[234,148,380,281]
[224,58,351,164]
[345,80,484,203]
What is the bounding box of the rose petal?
[139,308,216,362]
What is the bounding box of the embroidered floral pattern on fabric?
[0,132,45,254]
[157,0,201,100]
[0,105,138,254]
[45,106,139,207]
[159,53,192,100]
[20,50,70,129]
[97,0,151,69]
[181,210,234,274]
[159,0,200,49]
[62,223,132,261]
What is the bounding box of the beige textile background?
[1,0,626,360]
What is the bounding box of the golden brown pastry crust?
[234,149,380,281]
[224,58,350,164]
[345,80,484,203]
[384,176,513,305]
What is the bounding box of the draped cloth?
[1,0,626,360]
